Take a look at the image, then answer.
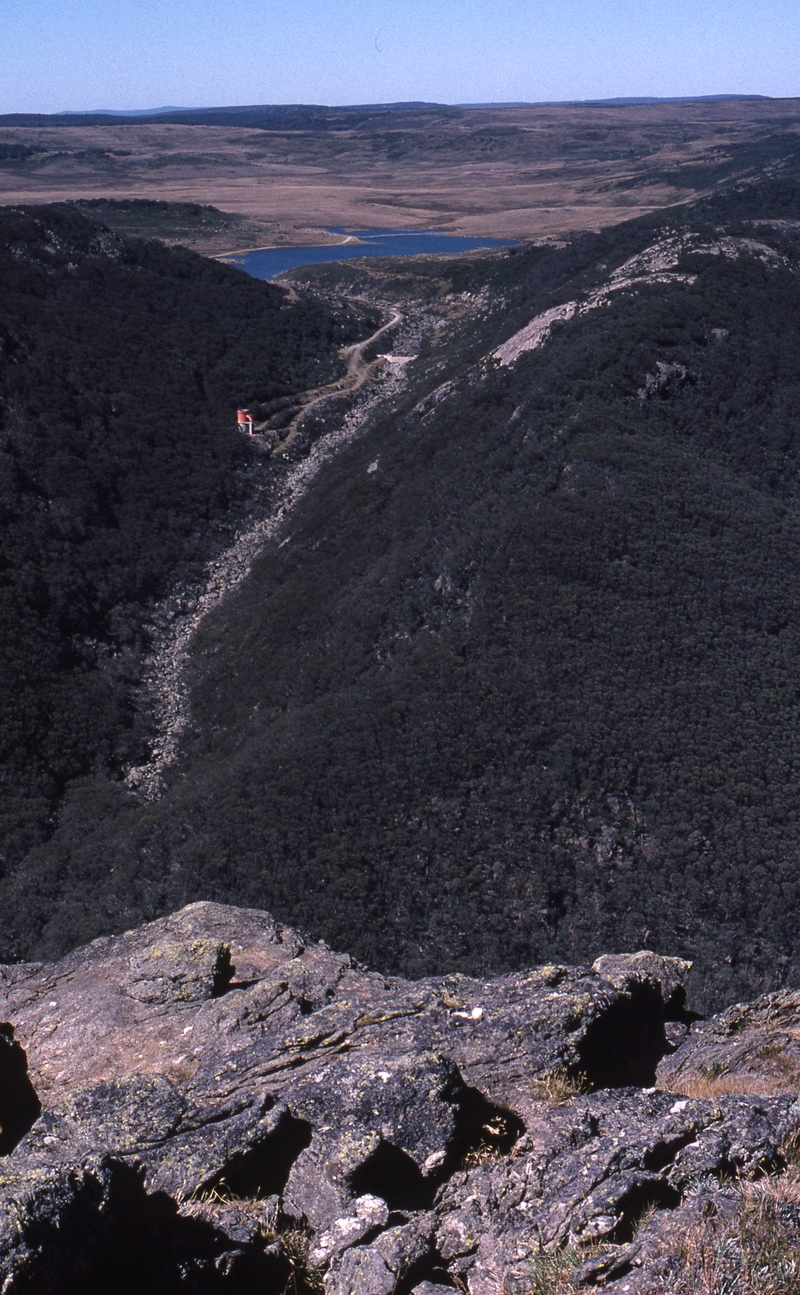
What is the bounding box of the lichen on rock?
[0,904,799,1293]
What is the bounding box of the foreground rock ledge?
[0,902,797,1294]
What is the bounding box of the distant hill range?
[0,94,779,130]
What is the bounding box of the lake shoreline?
[219,227,519,279]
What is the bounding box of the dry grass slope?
[644,1166,800,1294]
[2,99,800,247]
[665,1060,800,1099]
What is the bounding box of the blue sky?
[1,0,799,115]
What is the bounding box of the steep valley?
[3,178,800,1013]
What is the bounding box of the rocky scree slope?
[1,902,799,1294]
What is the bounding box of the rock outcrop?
[657,988,800,1097]
[1,903,798,1293]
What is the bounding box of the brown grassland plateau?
[1,98,800,250]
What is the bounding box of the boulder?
[592,951,693,1016]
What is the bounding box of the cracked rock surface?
[0,902,798,1293]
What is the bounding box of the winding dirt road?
[256,306,403,453]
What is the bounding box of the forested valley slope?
[3,179,800,1011]
[0,205,377,889]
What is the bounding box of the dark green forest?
[4,183,800,1011]
[0,205,375,868]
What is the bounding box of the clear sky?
[1,0,799,115]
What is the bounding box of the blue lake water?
[222,228,518,280]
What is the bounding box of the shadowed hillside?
[3,181,800,1010]
[0,205,376,870]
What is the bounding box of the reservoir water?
[222,228,519,279]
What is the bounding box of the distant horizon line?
[0,92,786,123]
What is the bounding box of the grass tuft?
[281,1223,326,1295]
[527,1247,587,1295]
[530,1069,589,1106]
[666,1058,800,1099]
[641,1164,800,1294]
